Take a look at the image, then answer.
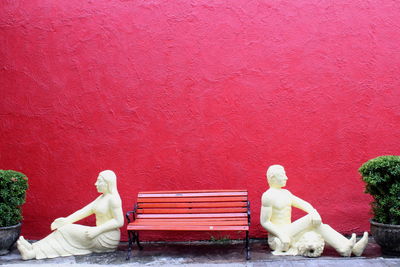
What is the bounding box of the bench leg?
[245,231,250,260]
[126,231,144,260]
[136,231,143,250]
[126,230,135,260]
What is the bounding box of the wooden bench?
[126,190,251,260]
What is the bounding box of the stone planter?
[370,219,400,256]
[0,223,21,255]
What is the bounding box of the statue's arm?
[291,194,321,225]
[260,194,290,251]
[85,197,124,239]
[51,201,95,230]
[291,194,315,213]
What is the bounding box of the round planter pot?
[0,223,21,255]
[370,219,400,256]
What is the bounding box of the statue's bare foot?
[349,233,356,245]
[352,232,368,256]
[17,236,32,250]
[17,240,35,260]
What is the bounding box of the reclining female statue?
[260,165,369,257]
[17,170,124,260]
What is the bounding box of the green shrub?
[0,170,28,227]
[359,155,400,225]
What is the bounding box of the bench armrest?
[126,204,138,223]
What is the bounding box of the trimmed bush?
[359,155,400,225]
[0,170,28,227]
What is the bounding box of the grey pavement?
[1,238,399,267]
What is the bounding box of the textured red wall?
[1,0,400,241]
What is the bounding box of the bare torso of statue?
[265,189,292,226]
[260,165,369,257]
[17,170,124,260]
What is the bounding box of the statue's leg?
[315,224,355,256]
[287,214,314,237]
[268,215,314,255]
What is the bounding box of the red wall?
[1,0,399,241]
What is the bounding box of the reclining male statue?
[260,165,369,257]
[17,170,124,260]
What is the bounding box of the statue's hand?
[51,217,69,230]
[310,210,322,226]
[279,233,291,252]
[85,227,100,239]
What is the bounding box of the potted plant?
[0,170,28,255]
[359,155,400,255]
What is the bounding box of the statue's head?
[96,170,118,194]
[266,165,288,188]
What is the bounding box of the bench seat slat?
[137,196,248,203]
[138,202,247,208]
[140,190,247,194]
[137,213,247,219]
[129,220,248,226]
[127,225,249,231]
[136,207,247,214]
[136,218,248,222]
[138,192,247,198]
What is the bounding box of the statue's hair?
[266,165,284,183]
[99,170,118,194]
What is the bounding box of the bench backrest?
[135,190,250,224]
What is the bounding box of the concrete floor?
[1,238,399,267]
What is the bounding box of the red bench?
[126,190,251,260]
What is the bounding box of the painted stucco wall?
[1,0,399,241]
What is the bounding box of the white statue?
[17,170,124,260]
[260,165,369,257]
